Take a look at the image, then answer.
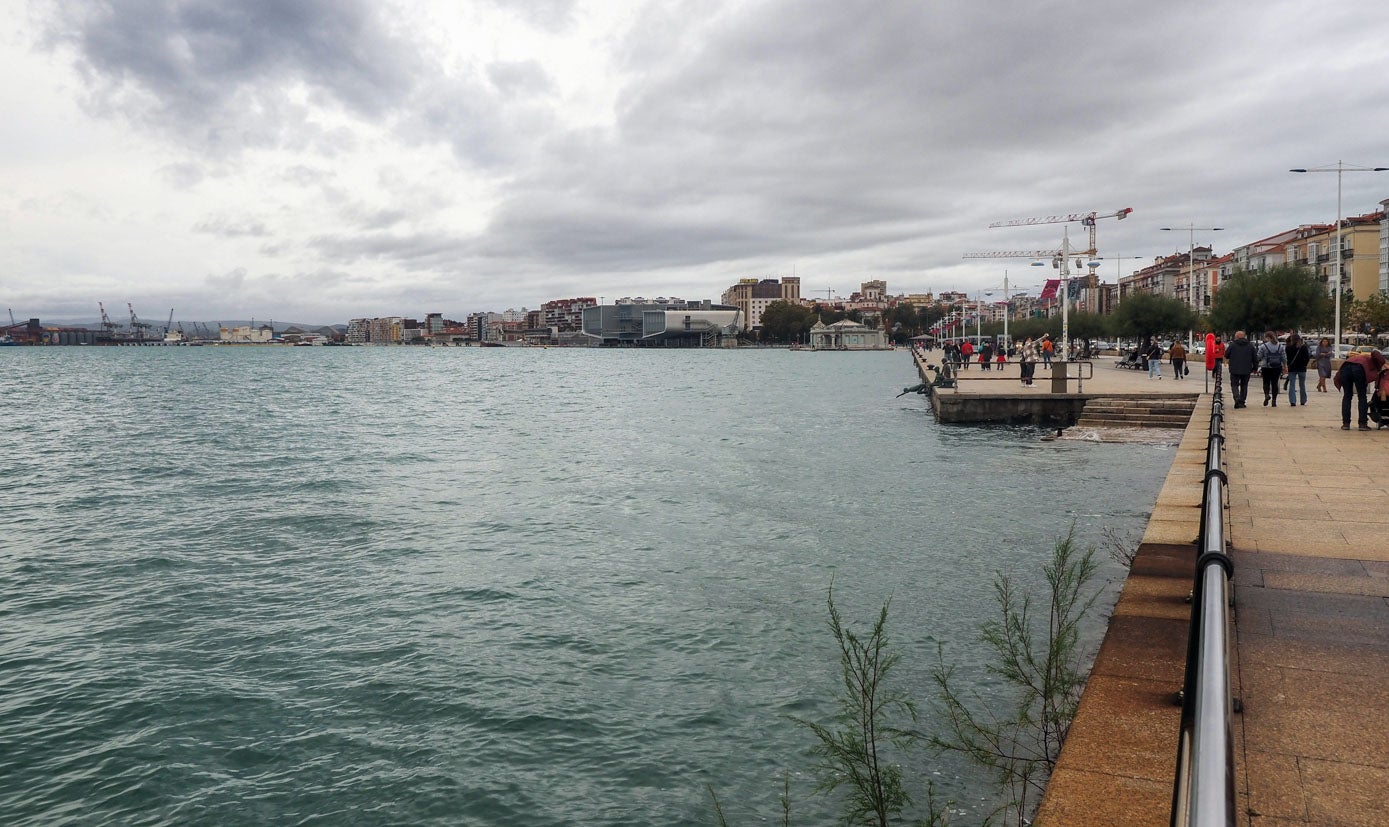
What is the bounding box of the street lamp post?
[1290,162,1388,354]
[1160,225,1223,350]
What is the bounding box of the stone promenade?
[1032,366,1389,826]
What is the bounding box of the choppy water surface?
[1,347,1175,825]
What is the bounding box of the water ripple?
[0,347,1173,825]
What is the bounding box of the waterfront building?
[346,318,370,344]
[368,317,403,344]
[807,318,889,350]
[581,299,742,346]
[541,297,595,332]
[1381,200,1389,293]
[219,324,274,343]
[720,276,801,331]
[1277,212,1385,301]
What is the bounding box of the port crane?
[127,303,152,341]
[97,302,119,339]
[977,206,1134,366]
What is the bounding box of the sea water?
[0,346,1176,825]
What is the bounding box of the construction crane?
[816,288,835,301]
[978,206,1134,367]
[165,309,175,336]
[989,207,1132,256]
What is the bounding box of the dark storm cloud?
[44,0,420,151]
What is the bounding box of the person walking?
[1315,336,1334,392]
[1225,331,1257,408]
[1146,338,1164,379]
[979,340,993,371]
[1040,335,1054,368]
[1169,340,1187,380]
[1285,333,1311,406]
[1256,331,1286,407]
[1019,338,1036,387]
[1211,335,1226,379]
[959,339,973,371]
[1335,349,1387,430]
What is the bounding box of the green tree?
[1206,265,1328,335]
[1348,292,1389,338]
[759,300,815,343]
[1066,311,1106,351]
[1109,293,1196,343]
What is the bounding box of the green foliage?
[1206,265,1328,335]
[759,300,816,343]
[930,528,1102,825]
[1065,312,1106,344]
[792,590,918,827]
[1349,292,1389,336]
[1108,292,1196,342]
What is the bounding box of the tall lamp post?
[1290,162,1387,354]
[1160,225,1223,350]
[985,269,1011,347]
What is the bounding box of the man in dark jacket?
[1224,331,1258,408]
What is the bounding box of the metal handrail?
[1171,372,1237,826]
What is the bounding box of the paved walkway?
[937,353,1208,396]
[1223,381,1389,825]
[1034,371,1389,825]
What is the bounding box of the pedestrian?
[996,349,1007,369]
[1040,334,1053,367]
[1334,349,1387,430]
[980,340,993,371]
[1285,333,1310,406]
[1146,338,1164,379]
[1225,331,1257,408]
[959,339,973,370]
[1315,336,1334,392]
[1169,340,1187,380]
[1256,331,1286,407]
[1020,338,1036,387]
[1211,335,1226,379]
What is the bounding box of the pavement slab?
[1036,366,1389,825]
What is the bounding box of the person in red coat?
[1335,350,1387,430]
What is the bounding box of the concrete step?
[1077,397,1197,429]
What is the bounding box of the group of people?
[1218,330,1387,430]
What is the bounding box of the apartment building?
[720,276,801,330]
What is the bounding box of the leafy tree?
[1066,311,1106,349]
[1206,265,1328,335]
[1109,293,1196,343]
[1349,292,1389,337]
[759,300,815,343]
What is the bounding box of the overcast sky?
[4,0,1389,325]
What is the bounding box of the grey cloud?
[487,60,555,96]
[156,161,206,188]
[45,0,420,151]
